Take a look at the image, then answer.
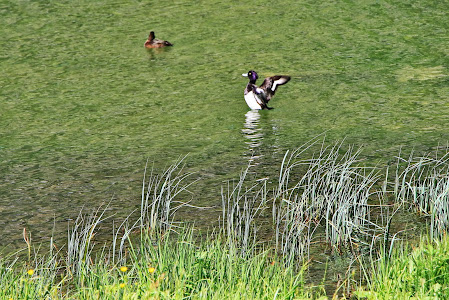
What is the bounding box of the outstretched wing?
[260,75,291,101]
[270,76,291,92]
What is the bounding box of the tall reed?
[221,164,268,257]
[140,156,196,232]
[66,206,109,276]
[393,148,449,238]
[274,138,379,263]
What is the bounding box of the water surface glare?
[1,0,448,263]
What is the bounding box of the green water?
[1,0,448,257]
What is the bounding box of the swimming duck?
[144,31,173,48]
[242,70,290,110]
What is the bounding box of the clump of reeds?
[273,138,379,263]
[66,206,111,276]
[221,163,269,257]
[393,148,449,238]
[140,156,196,232]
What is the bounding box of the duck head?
[242,70,259,83]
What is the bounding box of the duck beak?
[242,73,248,77]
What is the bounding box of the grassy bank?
[0,229,323,299]
[1,228,448,299]
[2,143,449,298]
[356,236,449,299]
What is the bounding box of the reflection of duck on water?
[242,110,263,164]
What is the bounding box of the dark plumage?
[242,70,291,110]
[144,31,173,48]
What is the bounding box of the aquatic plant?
[140,156,196,232]
[394,148,449,238]
[66,206,109,276]
[221,163,269,257]
[273,138,379,263]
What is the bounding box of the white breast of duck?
[244,88,266,110]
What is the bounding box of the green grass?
[0,228,324,299]
[356,235,449,299]
[2,228,449,299]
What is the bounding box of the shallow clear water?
[1,0,448,264]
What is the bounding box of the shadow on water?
[145,46,174,60]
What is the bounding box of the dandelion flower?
[27,269,34,276]
[120,283,126,288]
[148,267,155,273]
[119,266,128,272]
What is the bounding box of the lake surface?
[1,0,448,258]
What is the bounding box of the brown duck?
[144,31,173,49]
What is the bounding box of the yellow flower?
[119,266,128,272]
[27,269,34,276]
[119,283,126,288]
[148,267,155,273]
